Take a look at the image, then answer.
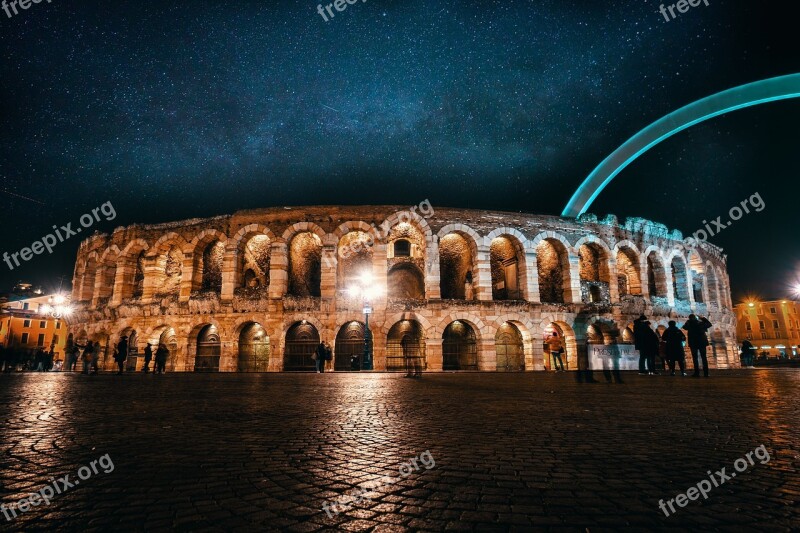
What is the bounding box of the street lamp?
[40,293,73,319]
[348,271,383,371]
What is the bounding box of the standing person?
[547,332,565,372]
[71,345,81,372]
[155,343,169,374]
[314,341,326,373]
[81,341,94,375]
[633,315,650,375]
[662,320,687,376]
[91,341,102,374]
[682,314,713,377]
[143,343,153,373]
[741,339,756,368]
[324,341,333,372]
[114,336,128,375]
[402,334,421,377]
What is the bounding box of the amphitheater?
[68,204,739,372]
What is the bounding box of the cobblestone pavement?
[1,370,799,532]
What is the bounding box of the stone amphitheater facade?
[68,205,738,373]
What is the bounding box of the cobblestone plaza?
[1,371,798,531]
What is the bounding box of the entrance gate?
[194,325,221,372]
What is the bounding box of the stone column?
[141,257,160,304]
[221,245,237,303]
[530,336,545,371]
[426,336,443,371]
[607,258,619,302]
[268,241,288,299]
[478,338,496,371]
[179,254,194,303]
[524,251,541,303]
[639,257,651,300]
[475,245,493,301]
[110,262,127,307]
[372,243,389,299]
[320,241,337,300]
[425,238,441,300]
[664,263,675,307]
[566,253,583,304]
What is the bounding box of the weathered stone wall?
[69,206,739,373]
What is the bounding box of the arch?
[386,319,426,372]
[439,230,479,300]
[230,225,275,292]
[147,324,179,372]
[495,322,525,372]
[117,239,149,300]
[534,235,571,304]
[150,232,189,257]
[190,230,228,294]
[284,321,320,371]
[645,249,668,299]
[433,313,489,337]
[380,210,434,242]
[287,232,322,297]
[489,233,527,301]
[670,253,691,303]
[443,320,478,371]
[333,220,379,241]
[94,246,120,302]
[193,323,221,373]
[563,73,800,217]
[238,322,270,372]
[615,241,642,297]
[576,236,612,303]
[338,230,374,291]
[688,250,706,304]
[387,262,425,300]
[334,321,366,371]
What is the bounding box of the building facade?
[735,300,800,358]
[68,205,738,372]
[1,294,69,360]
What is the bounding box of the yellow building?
[735,299,800,359]
[0,294,70,361]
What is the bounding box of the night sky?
[0,0,797,300]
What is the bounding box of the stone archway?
[238,322,270,372]
[386,320,426,372]
[335,321,365,371]
[443,321,478,371]
[194,324,221,373]
[284,321,320,371]
[495,322,525,372]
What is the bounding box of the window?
[22,302,29,310]
[21,332,29,344]
[39,320,46,328]
[761,332,767,339]
[759,321,765,330]
[393,239,411,257]
[23,319,31,328]
[53,335,59,345]
[56,321,61,330]
[773,320,780,329]
[37,334,45,347]
[745,322,752,331]
[770,306,777,314]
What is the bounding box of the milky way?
[0,0,797,296]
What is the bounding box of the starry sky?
[0,0,798,299]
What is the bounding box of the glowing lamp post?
[40,294,73,319]
[348,271,382,371]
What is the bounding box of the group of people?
[111,336,170,375]
[0,346,58,372]
[634,314,713,377]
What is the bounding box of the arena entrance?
[194,325,221,372]
[238,322,270,372]
[122,328,139,372]
[386,320,426,372]
[284,321,319,372]
[543,323,569,371]
[335,321,365,371]
[495,322,524,372]
[442,321,478,370]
